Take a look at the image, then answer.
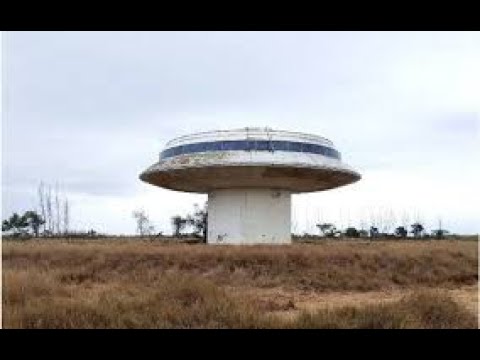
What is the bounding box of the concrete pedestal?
[207,188,291,244]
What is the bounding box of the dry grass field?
[2,238,478,328]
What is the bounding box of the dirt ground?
[234,284,479,321]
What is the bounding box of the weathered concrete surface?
[140,151,360,193]
[208,188,291,244]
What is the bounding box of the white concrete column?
[207,188,291,244]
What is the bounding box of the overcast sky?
[2,31,479,235]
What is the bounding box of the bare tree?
[368,207,379,233]
[345,209,352,229]
[46,185,53,235]
[432,216,449,239]
[376,207,386,235]
[412,208,423,227]
[359,217,367,234]
[63,198,70,235]
[337,208,344,234]
[357,206,368,236]
[400,210,410,230]
[303,207,315,235]
[133,209,154,237]
[55,182,61,235]
[36,181,72,237]
[38,182,47,236]
[383,208,396,235]
[315,209,324,235]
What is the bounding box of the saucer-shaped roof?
[140,128,361,193]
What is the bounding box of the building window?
[160,140,341,160]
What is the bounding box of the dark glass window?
[289,142,302,152]
[245,140,255,151]
[256,141,270,151]
[303,143,314,153]
[222,141,242,150]
[204,142,216,151]
[160,140,341,160]
[189,143,204,153]
[270,141,285,151]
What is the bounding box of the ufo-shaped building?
[140,128,360,244]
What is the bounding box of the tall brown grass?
[3,270,476,329]
[3,239,477,291]
[291,291,477,329]
[2,239,478,328]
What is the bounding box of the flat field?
[2,238,478,328]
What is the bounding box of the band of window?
[160,140,341,160]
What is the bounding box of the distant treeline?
[2,183,474,241]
